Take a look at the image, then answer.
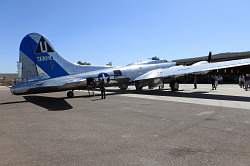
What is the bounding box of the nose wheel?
[67,90,74,98]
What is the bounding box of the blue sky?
[1,0,250,73]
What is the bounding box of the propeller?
[208,51,212,63]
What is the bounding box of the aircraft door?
[113,70,122,78]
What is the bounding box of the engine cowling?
[191,61,208,66]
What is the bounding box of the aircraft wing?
[135,58,250,81]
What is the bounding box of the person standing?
[245,74,250,91]
[99,79,106,99]
[211,75,216,90]
[193,75,197,89]
[239,74,245,88]
[242,74,245,89]
[239,75,243,88]
[214,75,218,88]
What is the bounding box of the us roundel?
[98,73,110,83]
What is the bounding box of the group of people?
[193,74,250,91]
[211,75,220,90]
[193,74,223,90]
[239,75,245,88]
[87,78,106,99]
[239,74,250,91]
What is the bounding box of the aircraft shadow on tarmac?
[106,88,250,102]
[21,93,124,110]
[22,96,74,111]
[0,96,73,111]
[0,93,121,111]
[1,89,249,111]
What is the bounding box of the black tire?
[148,85,153,89]
[119,84,128,91]
[135,81,143,90]
[67,91,74,98]
[135,85,143,90]
[170,81,179,91]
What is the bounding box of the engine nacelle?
[191,61,208,66]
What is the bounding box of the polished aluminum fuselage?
[11,62,176,95]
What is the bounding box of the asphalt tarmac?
[1,84,250,166]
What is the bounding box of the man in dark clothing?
[99,79,106,99]
[193,75,197,89]
[211,75,216,90]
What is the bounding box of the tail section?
[18,33,109,81]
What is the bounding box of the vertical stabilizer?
[19,33,110,80]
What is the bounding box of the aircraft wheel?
[170,81,179,91]
[119,84,128,90]
[67,91,74,98]
[148,85,154,89]
[135,85,143,90]
[135,81,143,90]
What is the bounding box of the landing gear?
[170,80,179,91]
[119,84,128,91]
[148,85,154,89]
[67,90,74,98]
[135,82,143,90]
[158,83,164,90]
[136,85,143,90]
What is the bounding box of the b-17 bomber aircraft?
[10,33,250,97]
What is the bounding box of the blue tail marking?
[20,34,69,78]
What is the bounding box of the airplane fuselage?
[11,62,176,95]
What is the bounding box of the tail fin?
[19,33,109,81]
